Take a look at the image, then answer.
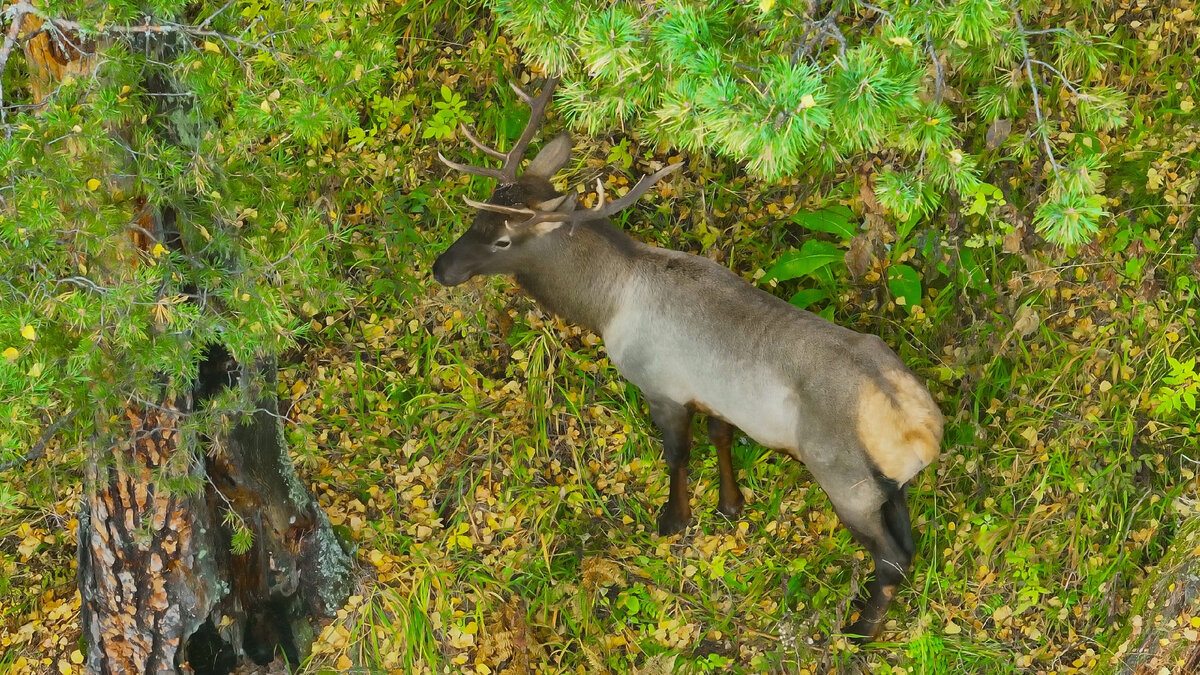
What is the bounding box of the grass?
[283,158,1196,673]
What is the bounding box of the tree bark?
[77,353,355,673]
[76,348,350,667]
[16,12,354,674]
[1105,513,1200,674]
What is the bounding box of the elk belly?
[694,382,803,454]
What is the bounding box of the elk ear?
[524,133,572,179]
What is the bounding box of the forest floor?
[2,6,1199,675]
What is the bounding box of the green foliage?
[491,0,1134,244]
[0,1,395,461]
[422,85,474,140]
[1153,357,1199,421]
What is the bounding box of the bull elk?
[431,77,944,642]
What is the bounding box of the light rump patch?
[855,369,944,484]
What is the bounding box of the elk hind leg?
[708,417,744,517]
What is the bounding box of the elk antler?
[469,163,685,230]
[437,76,561,184]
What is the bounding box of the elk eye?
[493,237,511,250]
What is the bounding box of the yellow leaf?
[758,0,775,11]
[203,40,220,53]
[18,534,40,557]
[86,178,100,191]
[27,362,43,378]
[20,324,36,341]
[260,99,271,113]
[889,36,913,46]
[151,243,168,258]
[799,94,817,109]
[70,650,84,665]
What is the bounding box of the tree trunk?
[77,351,354,674]
[1104,513,1200,674]
[18,14,354,674]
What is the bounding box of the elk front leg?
[708,417,745,518]
[647,398,693,535]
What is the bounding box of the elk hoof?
[656,508,689,536]
[842,615,884,645]
[716,492,745,518]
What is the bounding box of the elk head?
[432,77,681,287]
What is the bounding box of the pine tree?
[491,0,1128,245]
[0,1,401,669]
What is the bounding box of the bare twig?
[0,410,79,472]
[1030,58,1081,95]
[0,3,28,139]
[927,36,944,102]
[1020,27,1074,36]
[856,1,893,18]
[1013,10,1061,178]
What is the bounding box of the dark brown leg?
[840,483,914,643]
[647,398,692,535]
[708,418,744,518]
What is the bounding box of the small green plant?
[422,85,473,140]
[763,207,857,318]
[1153,356,1199,421]
[606,138,634,169]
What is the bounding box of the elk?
[431,77,944,642]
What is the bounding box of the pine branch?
[3,1,276,55]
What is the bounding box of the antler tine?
[510,162,685,231]
[439,76,562,184]
[500,76,561,181]
[437,151,509,181]
[460,124,507,160]
[508,81,534,105]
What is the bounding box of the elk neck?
[513,218,639,334]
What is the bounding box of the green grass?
[284,173,1196,673]
[280,14,1197,672]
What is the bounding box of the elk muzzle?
[432,234,487,286]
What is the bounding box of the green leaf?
[887,263,922,309]
[764,239,844,282]
[790,206,857,240]
[788,288,829,310]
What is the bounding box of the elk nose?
[432,255,450,286]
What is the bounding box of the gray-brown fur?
[432,84,943,643]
